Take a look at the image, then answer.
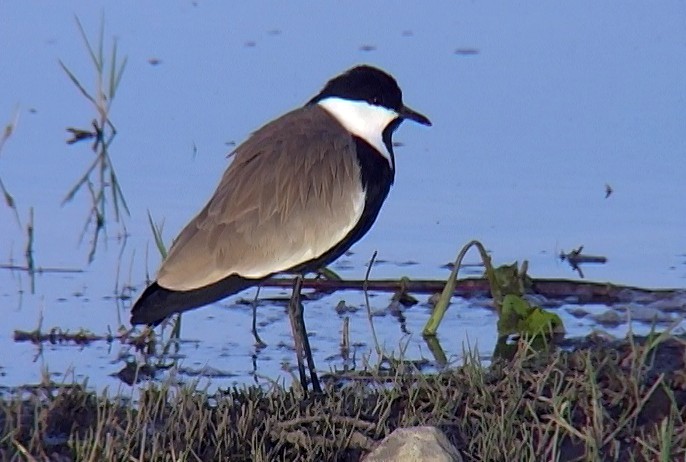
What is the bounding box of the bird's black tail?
[130,275,261,326]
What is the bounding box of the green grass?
[1,332,684,461]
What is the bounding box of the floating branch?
[560,246,608,278]
[260,275,681,306]
[0,264,83,274]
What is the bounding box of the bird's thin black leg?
[251,286,266,348]
[288,275,309,394]
[295,280,321,394]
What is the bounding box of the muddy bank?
[1,332,684,461]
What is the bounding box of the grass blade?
[0,177,21,226]
[75,15,101,73]
[114,56,128,99]
[61,155,101,205]
[147,211,167,259]
[62,16,129,262]
[59,60,97,107]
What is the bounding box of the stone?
[362,426,463,462]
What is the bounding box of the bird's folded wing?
[157,106,364,291]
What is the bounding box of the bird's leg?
[289,275,322,394]
[296,278,321,394]
[251,286,266,348]
[288,275,309,394]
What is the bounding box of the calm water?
[1,1,685,392]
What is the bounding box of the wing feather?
[157,105,365,291]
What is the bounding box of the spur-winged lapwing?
[131,64,431,391]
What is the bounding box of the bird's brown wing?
[157,105,364,291]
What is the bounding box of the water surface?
[1,1,685,392]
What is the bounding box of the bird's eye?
[371,95,381,105]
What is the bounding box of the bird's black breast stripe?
[289,136,394,274]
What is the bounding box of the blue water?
[0,1,685,392]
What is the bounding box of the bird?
[131,64,431,391]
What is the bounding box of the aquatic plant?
[60,16,129,262]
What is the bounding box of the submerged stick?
[260,276,681,305]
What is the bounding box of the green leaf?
[498,294,564,337]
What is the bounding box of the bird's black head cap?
[309,65,431,127]
[308,65,403,111]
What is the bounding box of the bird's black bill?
[400,105,432,126]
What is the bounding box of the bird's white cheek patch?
[318,97,398,166]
